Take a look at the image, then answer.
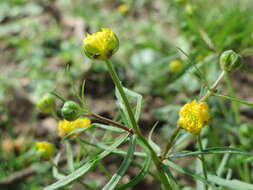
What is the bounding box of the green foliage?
[1,0,253,189]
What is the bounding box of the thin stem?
[85,112,133,134]
[200,71,225,102]
[105,60,173,190]
[161,125,181,161]
[197,135,208,190]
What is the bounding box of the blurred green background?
[0,0,253,189]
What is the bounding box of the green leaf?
[66,141,74,172]
[52,153,66,180]
[116,87,143,124]
[208,175,253,190]
[163,160,215,188]
[93,123,125,133]
[79,137,146,158]
[148,122,161,154]
[217,153,230,177]
[44,134,129,190]
[214,93,253,108]
[169,147,253,159]
[162,166,181,190]
[116,151,151,190]
[102,135,137,190]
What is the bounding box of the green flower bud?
[219,50,243,72]
[37,94,56,114]
[61,101,81,121]
[82,28,119,61]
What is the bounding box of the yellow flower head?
[178,100,210,135]
[58,117,91,138]
[117,4,129,14]
[169,60,183,73]
[82,28,119,61]
[36,141,55,159]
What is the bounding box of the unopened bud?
[61,101,81,121]
[37,94,56,114]
[220,50,243,72]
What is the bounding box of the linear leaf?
[93,123,125,133]
[116,151,151,190]
[44,134,129,190]
[208,175,253,190]
[169,147,253,159]
[102,135,137,190]
[66,141,74,172]
[163,160,215,188]
[214,93,253,108]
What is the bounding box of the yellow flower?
[117,4,129,14]
[82,28,119,60]
[58,117,91,138]
[178,100,210,135]
[169,60,183,73]
[36,141,55,159]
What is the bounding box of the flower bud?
[37,94,56,114]
[169,60,183,73]
[82,28,119,61]
[117,4,129,15]
[219,50,243,72]
[61,101,81,121]
[36,141,55,160]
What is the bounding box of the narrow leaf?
[169,147,253,159]
[102,135,137,190]
[44,134,129,190]
[66,141,74,172]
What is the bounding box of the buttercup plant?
[36,28,253,190]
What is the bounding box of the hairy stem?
[86,112,133,134]
[200,71,225,102]
[105,59,173,190]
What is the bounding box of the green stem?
[161,125,181,161]
[197,135,208,190]
[105,60,172,190]
[200,71,225,102]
